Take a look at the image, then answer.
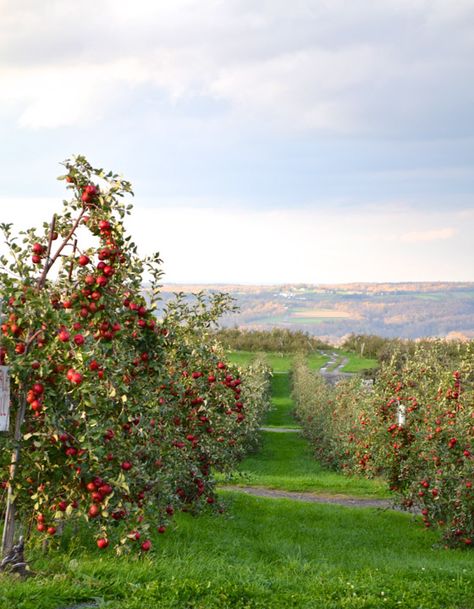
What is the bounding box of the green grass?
[228,431,388,497]
[263,374,298,428]
[2,492,473,609]
[339,351,378,373]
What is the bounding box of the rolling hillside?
[156,282,474,342]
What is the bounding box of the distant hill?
[156,282,474,343]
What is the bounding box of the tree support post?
[1,396,26,557]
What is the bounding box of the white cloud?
[400,228,456,243]
[0,59,150,129]
[0,0,473,135]
[125,203,474,283]
[1,196,472,283]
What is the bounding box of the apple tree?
[0,156,270,563]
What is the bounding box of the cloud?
[400,228,457,243]
[1,0,473,136]
[1,196,472,282]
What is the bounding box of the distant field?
[340,351,378,372]
[262,315,346,326]
[168,281,474,340]
[292,308,354,319]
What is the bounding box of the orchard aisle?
[222,368,389,502]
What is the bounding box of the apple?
[78,255,90,266]
[141,540,151,552]
[88,504,100,518]
[97,538,109,549]
[58,329,70,342]
[33,383,44,395]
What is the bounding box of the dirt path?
[319,351,352,384]
[221,486,394,510]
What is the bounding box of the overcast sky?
[1,0,473,283]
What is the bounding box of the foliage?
[0,155,270,555]
[293,343,474,546]
[342,333,473,365]
[214,327,330,354]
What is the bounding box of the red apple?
[58,329,70,342]
[78,255,90,266]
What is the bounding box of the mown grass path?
[225,363,388,499]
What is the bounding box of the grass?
[263,374,298,428]
[227,431,388,497]
[2,492,473,609]
[340,351,378,373]
[228,362,385,496]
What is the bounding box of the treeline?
[342,333,474,364]
[214,327,330,353]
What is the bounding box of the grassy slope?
[340,351,378,373]
[2,493,473,609]
[227,353,386,496]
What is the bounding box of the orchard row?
[0,156,270,559]
[293,343,474,546]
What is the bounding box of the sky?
[0,0,473,284]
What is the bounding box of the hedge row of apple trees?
[214,328,330,354]
[0,156,270,557]
[293,343,474,547]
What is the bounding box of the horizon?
[159,280,474,286]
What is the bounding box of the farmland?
[158,282,474,342]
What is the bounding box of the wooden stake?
[1,395,26,555]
